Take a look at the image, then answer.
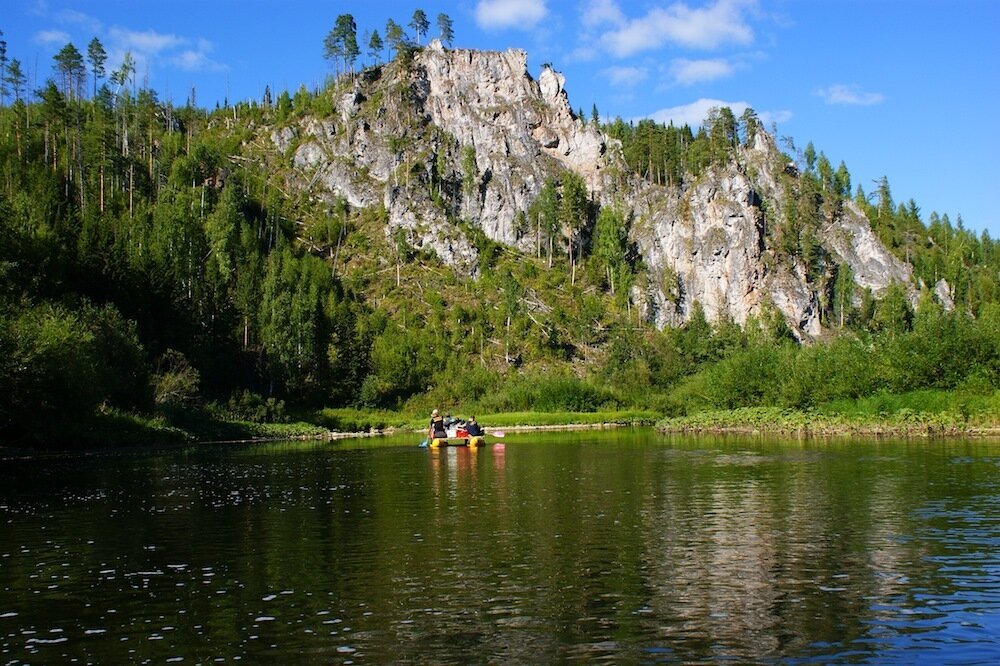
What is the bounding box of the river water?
[1,429,998,663]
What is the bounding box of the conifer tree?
[87,38,107,99]
[593,207,627,294]
[368,29,384,64]
[3,58,25,102]
[53,42,85,101]
[410,9,429,45]
[0,30,7,106]
[324,14,359,77]
[385,19,406,58]
[436,13,454,46]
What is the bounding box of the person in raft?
[429,409,447,440]
[465,416,483,437]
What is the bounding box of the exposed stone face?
[273,46,916,339]
[628,129,918,338]
[934,279,955,310]
[416,44,607,248]
[631,163,767,330]
[820,199,912,295]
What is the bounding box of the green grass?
[657,390,1000,437]
[818,389,1000,425]
[316,407,659,433]
[316,408,421,432]
[474,410,660,428]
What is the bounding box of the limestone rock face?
[273,46,916,338]
[820,199,912,294]
[627,129,915,338]
[280,44,608,276]
[417,44,607,247]
[630,162,767,330]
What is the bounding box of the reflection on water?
[1,431,998,663]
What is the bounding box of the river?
[1,429,998,663]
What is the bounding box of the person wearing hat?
[465,415,483,437]
[429,409,446,440]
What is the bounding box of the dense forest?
[1,22,998,447]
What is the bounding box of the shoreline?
[5,413,999,460]
[292,418,1000,443]
[655,411,1000,440]
[657,423,1000,439]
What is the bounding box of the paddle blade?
[490,430,505,438]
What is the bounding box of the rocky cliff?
[626,129,913,336]
[273,43,914,340]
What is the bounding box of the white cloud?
[583,0,625,28]
[601,0,756,57]
[55,9,103,34]
[641,98,792,129]
[101,27,227,79]
[35,29,71,46]
[602,65,649,88]
[108,27,185,57]
[567,44,599,62]
[816,84,885,106]
[669,58,733,85]
[643,98,749,127]
[171,39,226,73]
[759,109,792,125]
[475,0,549,30]
[171,50,226,73]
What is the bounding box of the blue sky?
[4,0,998,237]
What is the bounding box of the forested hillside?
[1,32,997,447]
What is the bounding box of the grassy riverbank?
[657,390,1000,438]
[317,408,660,433]
[8,389,997,454]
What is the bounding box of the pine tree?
[87,38,107,99]
[410,9,429,45]
[0,30,7,106]
[53,42,85,101]
[324,14,359,77]
[593,207,627,294]
[368,29,384,64]
[533,179,560,265]
[559,171,589,282]
[385,19,406,58]
[3,58,25,102]
[436,13,454,46]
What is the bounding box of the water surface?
[1,430,998,663]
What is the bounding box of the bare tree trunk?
[129,161,134,218]
[504,316,510,363]
[536,213,540,258]
[99,147,105,212]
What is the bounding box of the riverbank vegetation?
[1,32,997,449]
[658,391,1000,438]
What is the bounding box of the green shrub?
[0,299,150,445]
[209,390,288,423]
[480,372,618,413]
